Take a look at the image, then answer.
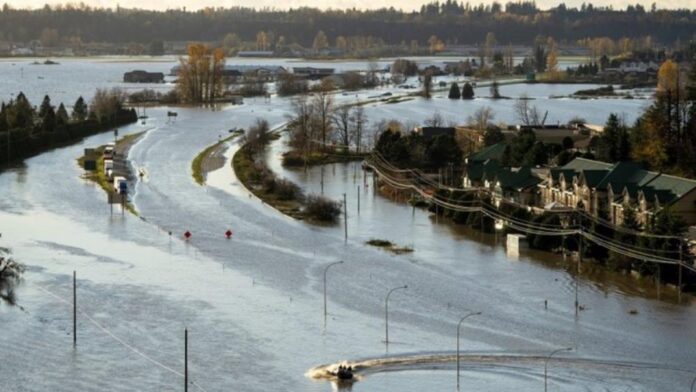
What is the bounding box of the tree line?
[590,59,696,178]
[284,80,370,166]
[1,2,694,49]
[0,89,138,165]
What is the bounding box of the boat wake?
[306,352,691,384]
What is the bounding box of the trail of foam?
[307,352,693,382]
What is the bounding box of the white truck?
[103,159,114,179]
[113,176,128,194]
[103,144,115,159]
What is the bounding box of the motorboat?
[331,365,354,381]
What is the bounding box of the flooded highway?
[1,60,695,391]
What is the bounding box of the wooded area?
[0,2,694,49]
[0,90,138,165]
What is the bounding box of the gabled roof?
[494,166,542,191]
[643,173,696,200]
[560,158,696,208]
[595,161,657,191]
[467,143,506,163]
[639,187,677,205]
[579,170,609,188]
[562,157,613,172]
[466,159,500,182]
[550,168,576,184]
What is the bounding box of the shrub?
[275,178,303,201]
[304,194,342,222]
[281,151,306,167]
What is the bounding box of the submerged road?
[0,97,695,392]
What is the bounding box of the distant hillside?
[0,2,694,49]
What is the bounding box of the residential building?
[292,67,334,80]
[539,158,696,226]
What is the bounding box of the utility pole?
[545,347,572,392]
[323,261,344,326]
[357,186,360,215]
[385,285,408,346]
[576,233,581,317]
[679,238,683,303]
[73,271,77,347]
[456,312,481,389]
[184,328,188,392]
[343,193,347,242]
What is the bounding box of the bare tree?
[514,94,547,126]
[351,105,367,153]
[424,112,445,127]
[366,59,380,87]
[312,84,334,149]
[391,72,406,85]
[332,105,352,149]
[0,249,24,305]
[467,106,495,130]
[422,71,433,98]
[288,96,314,155]
[244,118,271,152]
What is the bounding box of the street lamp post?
[690,374,696,392]
[323,261,344,324]
[456,311,482,390]
[544,347,572,392]
[385,285,408,345]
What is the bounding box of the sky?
[4,0,696,11]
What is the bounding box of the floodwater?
[0,59,694,392]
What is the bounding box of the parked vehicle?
[113,176,128,194]
[104,144,115,159]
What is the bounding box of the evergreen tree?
[422,71,433,98]
[448,82,461,99]
[38,95,52,118]
[6,92,35,129]
[72,96,88,122]
[0,102,7,132]
[534,44,547,73]
[490,80,501,99]
[461,82,475,99]
[524,141,547,165]
[483,127,504,146]
[508,128,536,165]
[56,103,69,127]
[609,203,641,270]
[41,105,56,133]
[639,208,688,277]
[597,113,630,162]
[501,145,513,166]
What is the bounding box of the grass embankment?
[233,144,304,220]
[191,133,241,185]
[282,149,369,167]
[233,142,342,224]
[77,132,143,216]
[366,239,414,255]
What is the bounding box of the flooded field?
[0,58,693,392]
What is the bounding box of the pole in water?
[357,186,360,215]
[343,193,348,242]
[678,238,683,302]
[73,270,77,347]
[184,328,188,392]
[576,234,582,317]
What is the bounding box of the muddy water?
[0,61,694,391]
